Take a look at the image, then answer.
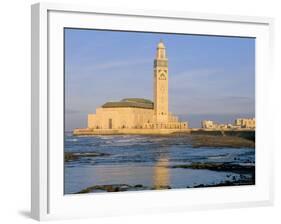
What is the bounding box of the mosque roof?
[102,98,154,109]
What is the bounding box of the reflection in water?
[92,164,154,187]
[153,156,170,189]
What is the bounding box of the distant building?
[201,120,215,129]
[201,120,228,130]
[202,118,255,130]
[235,118,255,129]
[217,124,228,129]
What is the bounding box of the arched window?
[159,73,166,80]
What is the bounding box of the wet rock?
[76,184,149,194]
[193,184,205,188]
[191,177,255,188]
[151,185,171,190]
[64,152,79,162]
[190,135,255,148]
[64,151,110,162]
[171,162,255,175]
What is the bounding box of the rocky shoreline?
[75,177,254,194]
[76,184,151,193]
[172,162,255,187]
[190,135,255,148]
[170,162,255,174]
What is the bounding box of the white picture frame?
[31,2,274,221]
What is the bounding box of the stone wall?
[73,128,191,136]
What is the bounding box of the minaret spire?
[156,40,166,59]
[153,40,169,123]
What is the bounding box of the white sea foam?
[66,138,78,142]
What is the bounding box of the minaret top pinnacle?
[157,40,165,49]
[156,40,167,60]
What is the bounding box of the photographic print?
[64,28,255,194]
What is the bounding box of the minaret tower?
[154,40,168,123]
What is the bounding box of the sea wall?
[73,128,191,136]
[73,128,255,141]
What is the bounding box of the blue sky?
[65,28,255,130]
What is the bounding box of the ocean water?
[64,133,255,194]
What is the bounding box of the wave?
[66,138,78,142]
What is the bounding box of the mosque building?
[74,41,188,135]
